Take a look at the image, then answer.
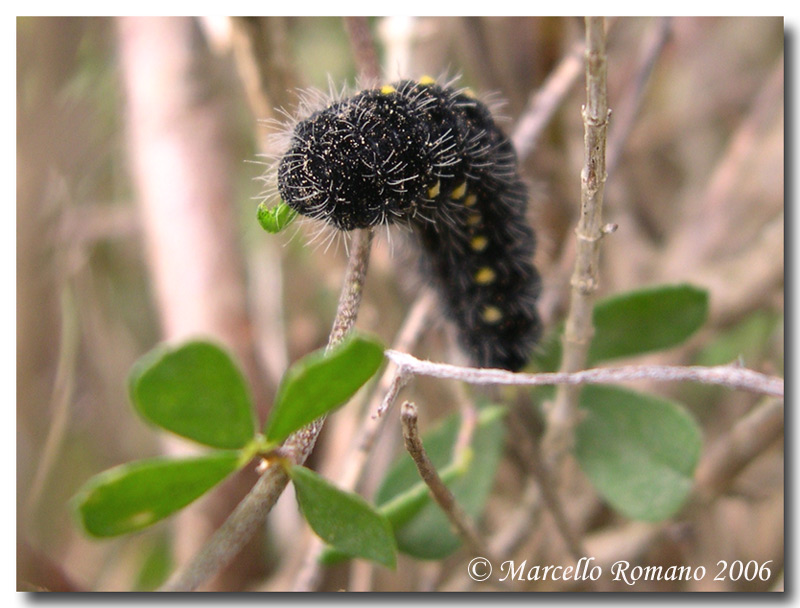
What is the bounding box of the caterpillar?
[276,78,542,371]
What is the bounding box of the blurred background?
[17,17,783,591]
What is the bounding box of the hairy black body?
[278,79,542,371]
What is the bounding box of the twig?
[385,350,784,399]
[228,17,297,387]
[488,479,542,558]
[327,229,375,351]
[162,229,374,591]
[512,38,585,162]
[545,17,611,460]
[400,401,490,558]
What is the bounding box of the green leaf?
[264,333,385,444]
[289,465,396,568]
[74,452,242,537]
[134,533,172,591]
[257,201,297,233]
[528,284,708,373]
[588,284,708,364]
[318,461,466,565]
[129,340,256,449]
[575,385,702,522]
[374,406,506,560]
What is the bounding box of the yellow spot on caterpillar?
[482,306,503,324]
[463,88,477,99]
[419,75,436,86]
[450,181,467,200]
[381,84,396,95]
[474,267,496,285]
[464,193,478,207]
[470,235,489,252]
[466,212,482,227]
[427,180,441,199]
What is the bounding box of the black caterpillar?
[277,78,542,371]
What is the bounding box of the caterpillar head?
[277,90,430,231]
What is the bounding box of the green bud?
[257,201,297,234]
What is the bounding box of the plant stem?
[400,401,489,558]
[545,16,611,459]
[162,229,374,591]
[384,350,784,399]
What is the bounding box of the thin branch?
[688,211,784,326]
[488,478,542,558]
[162,229,374,591]
[327,229,375,351]
[385,350,784,399]
[227,17,296,388]
[545,17,611,459]
[400,401,489,558]
[161,463,290,592]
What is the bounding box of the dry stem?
[545,17,611,459]
[385,350,784,399]
[400,401,489,558]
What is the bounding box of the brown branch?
[687,212,784,326]
[545,17,611,460]
[227,17,298,388]
[400,401,489,558]
[327,229,375,351]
